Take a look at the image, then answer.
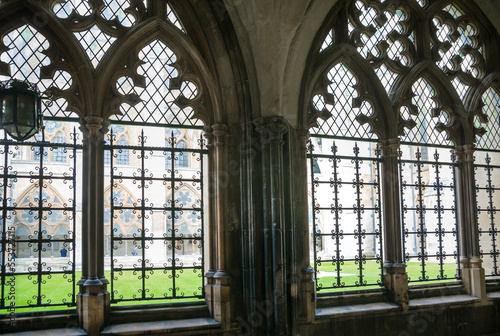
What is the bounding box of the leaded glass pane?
[401,78,451,146]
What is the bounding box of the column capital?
[203,125,214,148]
[80,116,109,141]
[212,123,228,146]
[253,116,289,144]
[453,144,475,163]
[379,138,400,156]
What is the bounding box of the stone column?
[296,130,315,324]
[211,123,231,329]
[254,116,289,336]
[77,116,110,336]
[379,138,408,308]
[454,144,486,299]
[203,126,216,317]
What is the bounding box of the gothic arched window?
[305,0,500,294]
[0,20,80,310]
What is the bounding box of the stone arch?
[103,183,140,235]
[304,43,396,138]
[0,1,94,117]
[13,184,71,236]
[97,19,222,125]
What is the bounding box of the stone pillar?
[77,116,110,336]
[254,116,289,336]
[211,123,231,329]
[296,130,315,324]
[379,138,408,308]
[454,144,486,299]
[203,126,216,317]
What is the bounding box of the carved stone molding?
[253,116,289,144]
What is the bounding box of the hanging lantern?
[0,79,44,141]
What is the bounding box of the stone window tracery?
[307,0,500,292]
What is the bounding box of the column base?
[461,259,486,300]
[384,263,408,309]
[213,271,231,330]
[77,284,109,336]
[301,266,315,323]
[204,270,215,316]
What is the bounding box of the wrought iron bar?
[0,126,80,309]
[476,153,500,276]
[308,138,382,291]
[107,127,206,302]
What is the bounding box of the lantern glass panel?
[2,95,14,123]
[17,93,35,126]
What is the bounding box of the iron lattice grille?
[308,138,383,291]
[0,125,81,310]
[399,145,460,282]
[106,126,206,302]
[475,151,500,277]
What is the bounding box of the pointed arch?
[13,184,71,236]
[97,19,221,125]
[304,43,396,138]
[392,60,472,145]
[0,1,93,117]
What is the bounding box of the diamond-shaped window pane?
[102,0,137,27]
[401,78,451,145]
[476,87,500,150]
[320,29,334,52]
[443,4,463,19]
[111,39,202,126]
[53,0,143,26]
[74,26,116,68]
[311,63,375,139]
[53,0,92,18]
[353,1,411,66]
[451,77,469,103]
[375,64,398,95]
[0,25,76,118]
[167,3,185,32]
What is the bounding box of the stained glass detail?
[13,186,71,235]
[313,63,375,139]
[52,133,67,162]
[112,39,201,126]
[167,3,185,32]
[401,78,451,145]
[104,185,139,233]
[476,87,500,150]
[74,26,116,68]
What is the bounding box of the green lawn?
[316,260,458,292]
[0,269,203,314]
[0,261,459,313]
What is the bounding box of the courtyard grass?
[0,269,203,314]
[315,260,459,292]
[1,261,459,313]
